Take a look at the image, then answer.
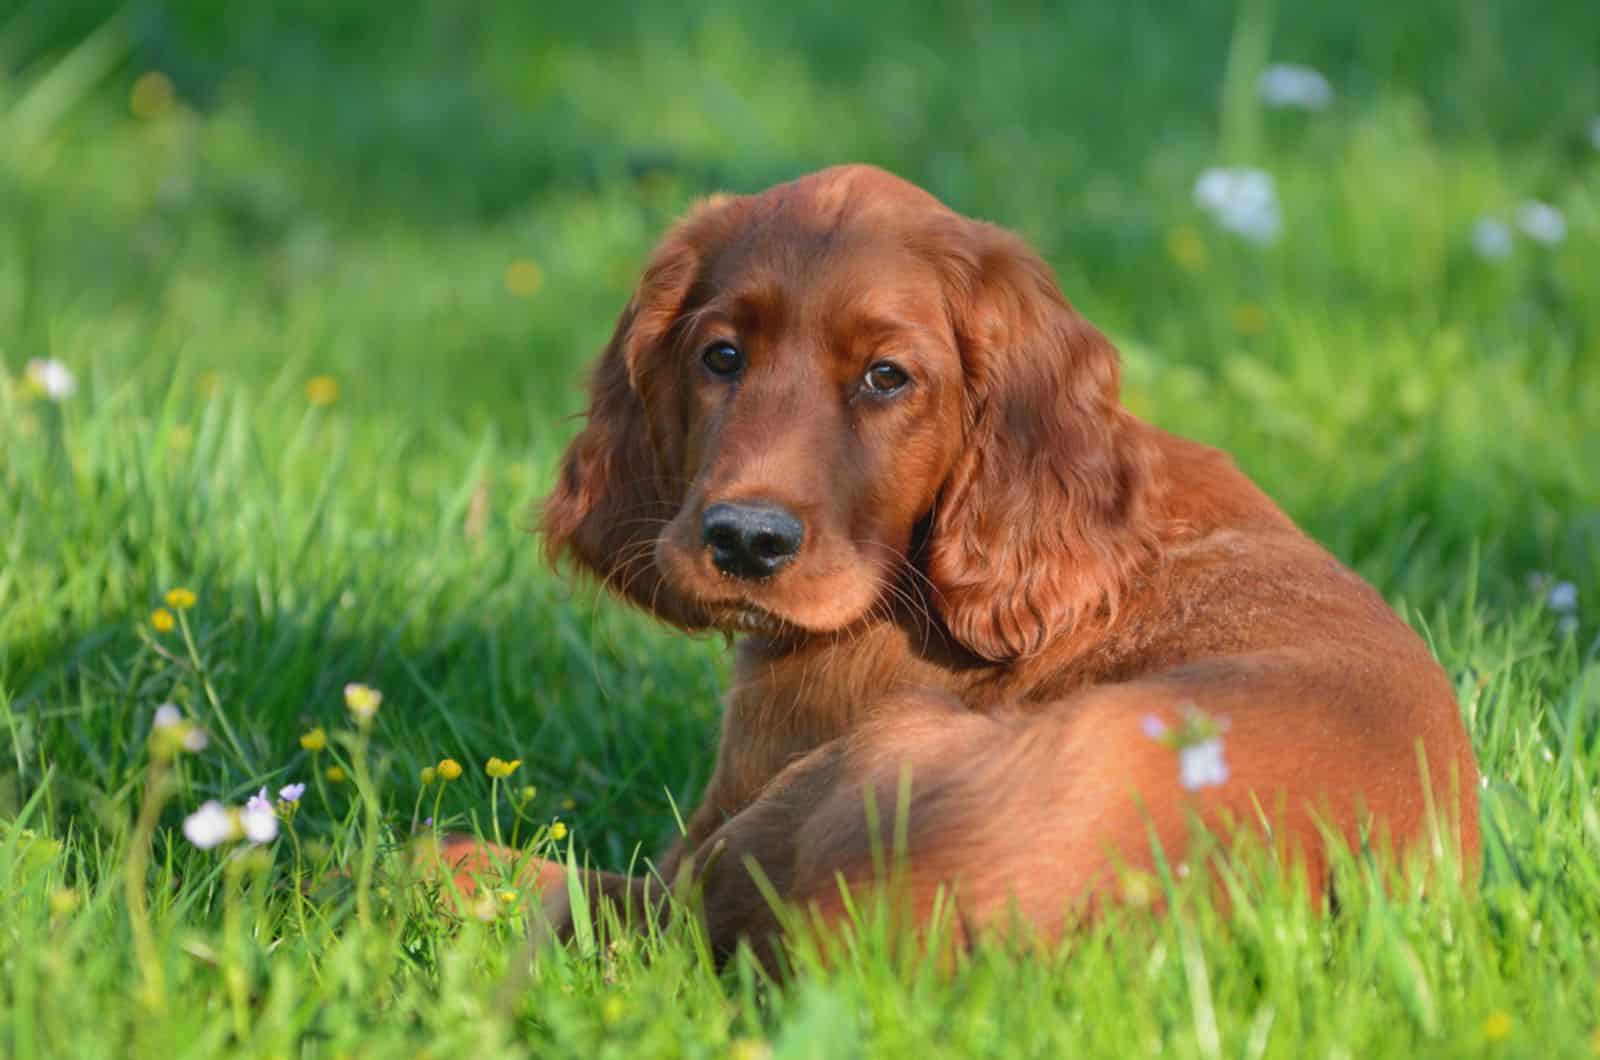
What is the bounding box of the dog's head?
[542,165,1157,660]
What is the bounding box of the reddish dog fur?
[452,165,1478,956]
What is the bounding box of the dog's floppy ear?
[925,221,1161,661]
[541,197,732,628]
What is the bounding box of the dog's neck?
[722,428,1299,775]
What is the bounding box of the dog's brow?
[698,284,790,336]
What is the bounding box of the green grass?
[2,0,1598,1055]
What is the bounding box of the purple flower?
[278,782,306,804]
[246,787,272,815]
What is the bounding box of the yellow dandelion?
[150,608,175,633]
[437,758,463,781]
[344,682,382,722]
[728,1038,772,1060]
[305,375,340,406]
[485,756,522,779]
[420,765,437,785]
[1483,1010,1512,1041]
[1166,225,1209,273]
[498,889,518,905]
[503,258,544,298]
[300,726,327,752]
[1119,869,1159,908]
[49,887,82,918]
[325,765,348,783]
[164,587,197,610]
[130,71,175,121]
[549,820,568,841]
[1231,303,1269,336]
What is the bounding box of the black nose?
[701,502,804,580]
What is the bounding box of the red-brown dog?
[454,164,1478,956]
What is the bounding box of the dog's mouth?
[656,521,888,639]
[711,603,789,637]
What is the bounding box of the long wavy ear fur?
[924,220,1161,661]
[540,197,732,628]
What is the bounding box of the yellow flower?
[420,766,437,785]
[549,820,568,841]
[437,758,463,781]
[325,765,347,783]
[485,756,522,779]
[518,785,538,803]
[561,797,576,811]
[503,259,544,298]
[1483,1010,1512,1041]
[1166,225,1209,273]
[49,887,82,918]
[344,682,382,722]
[728,1038,772,1060]
[150,608,175,633]
[305,375,340,406]
[498,889,518,905]
[130,71,175,120]
[1231,303,1268,336]
[164,587,197,610]
[300,726,327,752]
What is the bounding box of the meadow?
[2,1,1598,1055]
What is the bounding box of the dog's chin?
[663,574,879,640]
[656,537,886,639]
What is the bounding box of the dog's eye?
[701,341,744,378]
[863,361,910,394]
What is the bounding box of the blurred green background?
[1,3,1599,1052]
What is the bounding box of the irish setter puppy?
[454,164,1478,955]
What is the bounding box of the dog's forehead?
[700,238,947,346]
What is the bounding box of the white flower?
[239,803,279,843]
[1515,201,1566,245]
[183,798,278,849]
[1471,218,1514,261]
[151,703,208,753]
[1258,64,1334,110]
[1179,738,1230,791]
[246,787,273,815]
[1193,167,1282,245]
[1547,581,1578,613]
[183,801,236,850]
[25,358,77,400]
[1142,705,1231,790]
[278,782,306,804]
